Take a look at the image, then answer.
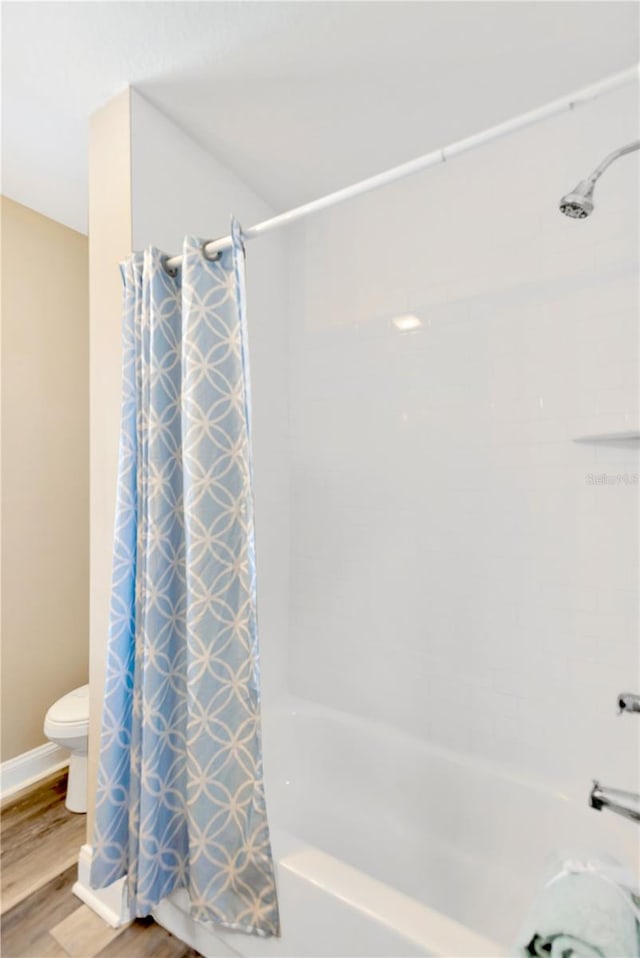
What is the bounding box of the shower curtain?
[90,220,280,938]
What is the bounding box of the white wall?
[286,82,639,801]
[88,90,290,835]
[89,78,637,833]
[88,90,132,837]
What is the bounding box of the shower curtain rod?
[164,64,638,272]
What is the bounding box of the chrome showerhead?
[559,140,640,220]
[559,180,595,218]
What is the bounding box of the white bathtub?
[154,696,636,957]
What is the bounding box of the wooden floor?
[1,770,201,958]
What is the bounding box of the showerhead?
[559,180,595,219]
[559,139,640,220]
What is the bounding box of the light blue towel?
[516,858,640,958]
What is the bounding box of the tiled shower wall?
[286,82,639,797]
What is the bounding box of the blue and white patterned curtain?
[90,220,280,938]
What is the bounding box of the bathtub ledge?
[281,844,504,958]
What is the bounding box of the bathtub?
[153,696,635,957]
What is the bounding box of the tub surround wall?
[1,196,89,762]
[286,82,639,800]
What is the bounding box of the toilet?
[44,685,89,813]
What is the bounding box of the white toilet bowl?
[44,684,89,813]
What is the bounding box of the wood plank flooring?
[1,772,86,915]
[1,771,201,958]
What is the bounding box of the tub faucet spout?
[590,781,640,824]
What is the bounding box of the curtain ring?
[162,256,179,278]
[202,241,222,263]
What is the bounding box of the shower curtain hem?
[189,907,281,939]
[90,870,280,939]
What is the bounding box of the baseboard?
[73,844,131,928]
[0,742,69,802]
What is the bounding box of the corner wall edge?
[73,844,131,928]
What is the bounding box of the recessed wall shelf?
[573,430,640,443]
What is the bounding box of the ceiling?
[2,1,638,234]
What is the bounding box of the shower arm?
[583,139,640,188]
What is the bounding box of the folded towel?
[515,857,640,958]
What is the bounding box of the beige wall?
[1,196,89,761]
